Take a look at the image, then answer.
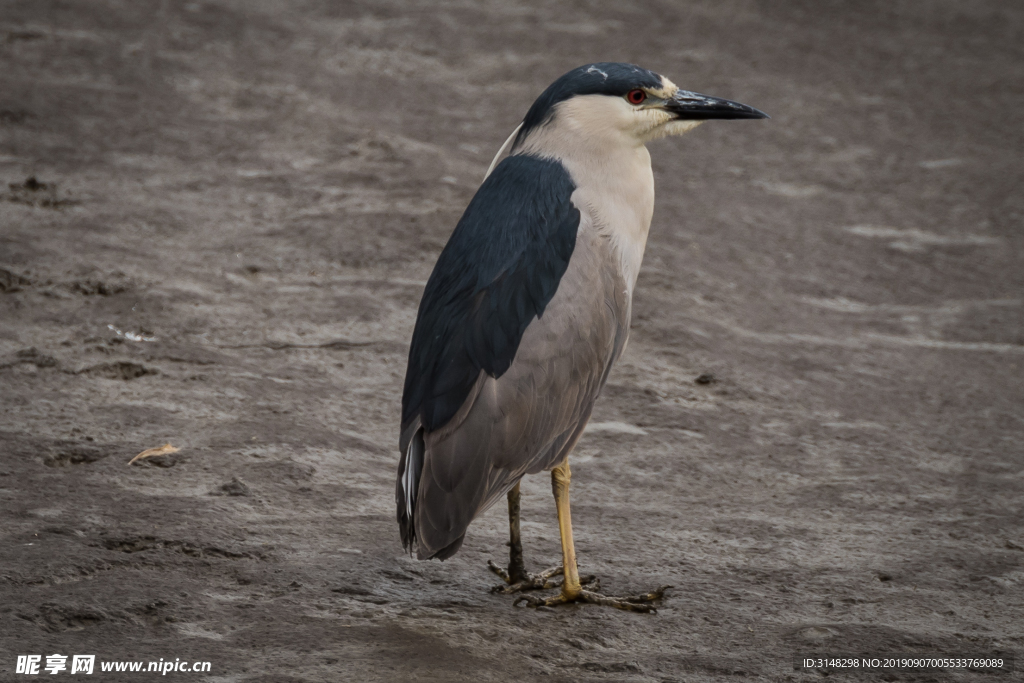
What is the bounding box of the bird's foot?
[487,561,596,595]
[514,583,672,613]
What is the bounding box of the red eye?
[626,89,647,105]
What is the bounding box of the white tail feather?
[402,433,423,520]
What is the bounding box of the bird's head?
[510,62,767,155]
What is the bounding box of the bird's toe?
[486,560,511,583]
[514,583,671,613]
[489,564,565,594]
[577,584,672,613]
[513,592,570,608]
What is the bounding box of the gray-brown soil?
[1,1,1022,681]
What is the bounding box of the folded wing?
[397,154,628,559]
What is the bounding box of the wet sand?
[1,1,1022,680]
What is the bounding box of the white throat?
[513,97,660,296]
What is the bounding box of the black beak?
[665,90,769,120]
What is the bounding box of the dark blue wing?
[401,154,580,436]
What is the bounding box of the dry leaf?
[128,443,180,465]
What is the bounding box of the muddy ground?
[1,1,1022,681]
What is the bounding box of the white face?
[543,75,703,147]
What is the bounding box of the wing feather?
[401,154,580,443]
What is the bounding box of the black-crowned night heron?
[397,62,767,611]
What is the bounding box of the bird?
[396,62,767,611]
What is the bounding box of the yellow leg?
[512,458,672,613]
[552,460,582,600]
